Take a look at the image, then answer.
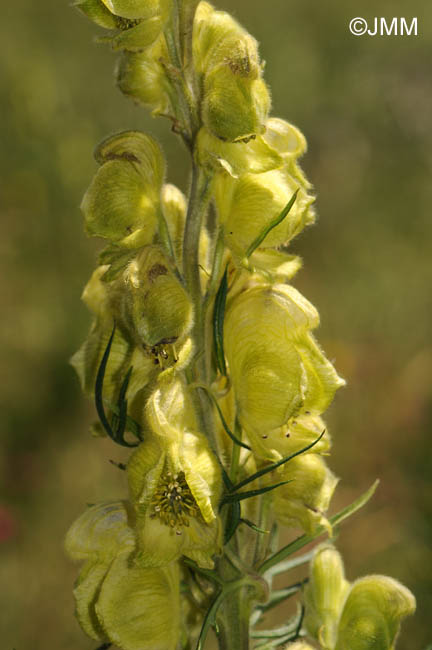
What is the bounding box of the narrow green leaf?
[239,518,269,534]
[232,431,325,492]
[293,603,305,641]
[251,620,301,639]
[95,329,138,448]
[95,325,116,440]
[258,480,379,574]
[113,366,139,448]
[221,480,292,506]
[264,550,314,579]
[213,267,228,375]
[224,500,241,543]
[196,590,225,650]
[258,580,307,613]
[106,400,142,440]
[212,394,251,450]
[245,189,299,259]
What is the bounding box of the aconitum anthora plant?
[66,2,416,648]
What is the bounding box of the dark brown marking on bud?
[148,263,168,282]
[227,54,252,77]
[104,151,140,163]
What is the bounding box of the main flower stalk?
[66,2,416,649]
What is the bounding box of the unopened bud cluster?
[67,2,416,649]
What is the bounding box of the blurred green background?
[1,0,431,648]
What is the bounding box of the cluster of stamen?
[148,341,178,367]
[150,471,198,535]
[114,16,141,30]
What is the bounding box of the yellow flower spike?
[271,453,339,534]
[122,245,194,349]
[95,555,181,650]
[81,130,165,245]
[224,284,344,450]
[285,643,318,650]
[335,576,416,650]
[304,544,351,650]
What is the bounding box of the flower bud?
[95,555,180,650]
[116,37,169,112]
[65,500,181,649]
[335,576,416,650]
[65,501,136,642]
[81,130,165,246]
[70,266,156,404]
[119,245,194,349]
[271,453,338,534]
[213,116,314,258]
[202,64,270,142]
[194,3,270,141]
[304,544,350,649]
[224,284,345,450]
[215,166,314,258]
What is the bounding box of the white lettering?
[381,17,398,35]
[400,17,418,36]
[367,17,378,36]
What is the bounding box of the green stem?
[183,163,211,302]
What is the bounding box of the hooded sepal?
[81,131,165,246]
[335,575,416,650]
[95,554,181,650]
